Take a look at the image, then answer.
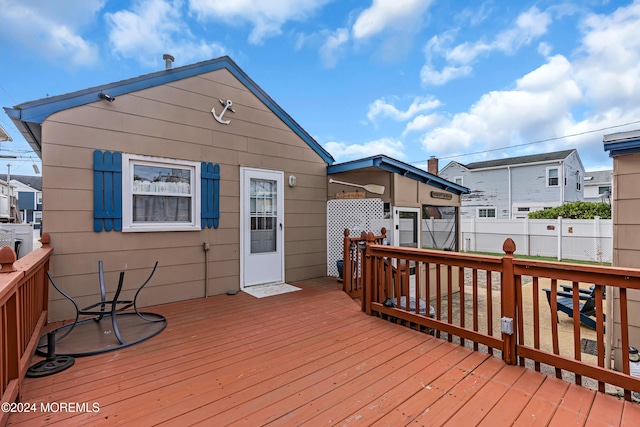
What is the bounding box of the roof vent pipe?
[163,54,175,70]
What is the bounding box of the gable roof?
[463,149,576,170]
[327,154,470,195]
[584,169,612,184]
[4,56,334,165]
[0,174,42,191]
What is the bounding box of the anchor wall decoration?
[212,99,235,125]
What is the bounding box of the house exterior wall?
[326,170,461,208]
[440,152,584,219]
[611,153,640,369]
[41,68,328,321]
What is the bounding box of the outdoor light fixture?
[98,92,115,103]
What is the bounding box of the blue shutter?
[93,150,122,232]
[201,162,220,229]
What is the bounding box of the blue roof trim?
[4,56,334,165]
[604,137,640,157]
[327,154,470,195]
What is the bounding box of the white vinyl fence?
[459,216,612,263]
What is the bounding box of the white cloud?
[422,7,552,86]
[0,0,103,67]
[320,28,349,68]
[106,0,225,67]
[420,64,472,86]
[494,7,552,54]
[403,114,442,135]
[421,55,582,157]
[188,0,331,44]
[367,96,441,123]
[324,138,404,162]
[418,3,640,168]
[352,0,433,40]
[574,1,640,112]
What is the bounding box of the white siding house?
[439,149,585,219]
[584,169,612,202]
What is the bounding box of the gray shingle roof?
[464,149,575,170]
[0,174,42,190]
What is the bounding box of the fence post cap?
[0,246,17,273]
[503,238,516,256]
[40,233,51,248]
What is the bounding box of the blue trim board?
[604,138,640,157]
[5,56,334,165]
[327,154,470,195]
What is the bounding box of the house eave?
[604,132,640,158]
[327,155,470,195]
[4,56,335,165]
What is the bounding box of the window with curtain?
[122,154,200,232]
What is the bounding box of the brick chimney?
[427,156,438,176]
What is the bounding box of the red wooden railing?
[357,233,640,401]
[0,234,52,426]
[342,228,386,299]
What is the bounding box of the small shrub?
[528,201,611,219]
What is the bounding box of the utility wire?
[411,119,640,164]
[0,84,17,104]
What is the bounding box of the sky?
[2,0,640,176]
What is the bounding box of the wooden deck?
[8,277,640,426]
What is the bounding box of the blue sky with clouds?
[1,0,639,176]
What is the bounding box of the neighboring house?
[0,174,42,228]
[438,149,585,219]
[603,129,640,371]
[583,169,612,203]
[5,56,337,321]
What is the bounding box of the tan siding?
[611,154,640,370]
[41,67,328,321]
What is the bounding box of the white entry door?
[393,207,421,249]
[240,167,285,287]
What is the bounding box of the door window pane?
[250,178,277,253]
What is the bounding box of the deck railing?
[342,228,386,299]
[0,234,52,426]
[355,233,640,401]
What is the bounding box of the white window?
[453,176,463,186]
[122,154,200,232]
[477,207,496,218]
[36,192,42,204]
[34,211,42,224]
[576,171,581,191]
[547,167,559,187]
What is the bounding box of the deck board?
[7,277,638,426]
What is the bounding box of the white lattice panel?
[326,198,384,276]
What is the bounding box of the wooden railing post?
[363,231,375,315]
[0,246,17,273]
[343,229,351,293]
[502,238,517,365]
